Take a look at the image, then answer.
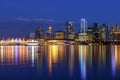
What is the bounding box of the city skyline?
[1,0,120,80]
[0,19,120,38]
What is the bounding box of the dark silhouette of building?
[35,27,44,39]
[45,26,53,39]
[100,24,109,42]
[93,22,100,42]
[86,28,94,42]
[65,21,75,39]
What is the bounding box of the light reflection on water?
[0,45,120,80]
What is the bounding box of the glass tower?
[81,18,87,33]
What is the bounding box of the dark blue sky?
[0,0,120,37]
[0,0,120,23]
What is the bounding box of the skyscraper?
[66,21,74,33]
[78,19,88,42]
[101,24,109,42]
[81,18,87,33]
[93,22,100,42]
[65,21,75,39]
[45,26,53,39]
[35,27,44,39]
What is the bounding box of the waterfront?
[0,45,119,80]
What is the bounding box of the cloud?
[16,18,55,23]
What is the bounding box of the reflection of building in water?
[111,45,116,77]
[0,46,40,66]
[0,46,4,63]
[0,46,26,65]
[32,46,34,67]
[98,45,106,67]
[15,46,18,65]
[93,45,106,68]
[78,45,87,80]
[48,45,58,75]
[68,45,75,77]
[19,46,26,64]
[27,46,39,66]
[47,45,65,76]
[111,45,120,71]
[36,46,46,72]
[115,46,120,67]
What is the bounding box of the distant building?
[65,21,75,39]
[35,27,44,39]
[93,22,100,42]
[67,32,75,40]
[45,26,53,39]
[110,24,120,41]
[99,24,109,42]
[66,21,74,33]
[78,32,88,42]
[80,18,87,33]
[86,28,94,42]
[78,18,88,42]
[48,26,52,35]
[29,33,36,39]
[55,31,65,39]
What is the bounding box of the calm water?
[0,45,119,80]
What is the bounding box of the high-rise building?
[45,26,53,39]
[48,26,52,35]
[78,19,88,42]
[80,18,87,33]
[93,22,100,42]
[65,21,75,39]
[66,21,74,33]
[35,27,44,39]
[100,24,109,42]
[86,28,94,42]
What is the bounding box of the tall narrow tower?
[81,18,87,33]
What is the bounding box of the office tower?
[45,26,53,39]
[110,24,120,41]
[93,22,100,42]
[66,21,74,33]
[65,21,75,39]
[35,27,44,39]
[86,28,94,42]
[48,26,52,35]
[81,18,87,33]
[78,19,88,42]
[100,24,109,42]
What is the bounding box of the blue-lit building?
[80,18,87,33]
[78,18,88,42]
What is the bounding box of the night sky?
[0,0,120,37]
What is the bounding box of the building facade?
[65,21,75,39]
[80,18,87,33]
[35,27,44,39]
[55,31,65,39]
[110,25,120,41]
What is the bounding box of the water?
[0,45,119,80]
